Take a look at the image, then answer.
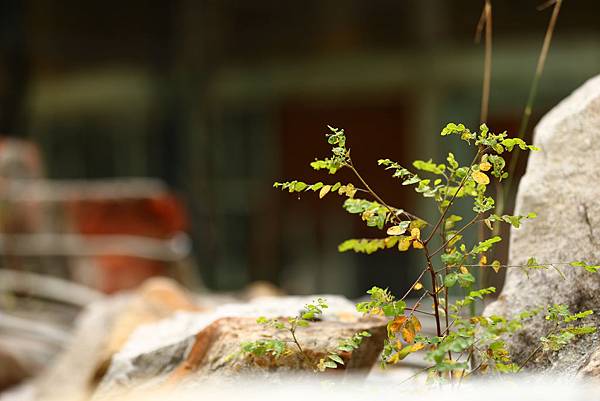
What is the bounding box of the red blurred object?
[68,195,188,293]
[71,195,187,239]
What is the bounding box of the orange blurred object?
[68,196,189,293]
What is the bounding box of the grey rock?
[484,75,600,374]
[95,296,386,397]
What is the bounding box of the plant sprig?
[266,123,599,382]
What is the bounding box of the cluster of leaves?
[273,181,358,199]
[263,123,600,381]
[239,298,372,372]
[239,339,290,359]
[541,305,596,351]
[309,125,350,174]
[316,331,372,371]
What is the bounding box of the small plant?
[239,298,372,372]
[266,123,599,381]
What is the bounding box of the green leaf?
[471,236,502,254]
[413,159,446,175]
[570,261,600,273]
[328,354,344,365]
[294,182,307,191]
[444,273,458,288]
[444,214,463,231]
[339,238,393,254]
[387,221,410,236]
[446,152,459,169]
[441,250,463,266]
[457,272,476,288]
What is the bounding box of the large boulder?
[95,296,386,397]
[484,75,600,374]
[23,278,200,401]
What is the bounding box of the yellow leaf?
[479,162,492,171]
[409,219,427,230]
[447,234,462,247]
[345,183,357,198]
[411,342,425,352]
[413,282,423,291]
[460,265,469,274]
[388,352,401,364]
[394,340,403,351]
[388,316,407,334]
[401,327,415,343]
[410,227,421,240]
[319,185,331,199]
[401,315,422,343]
[398,236,412,251]
[337,185,347,195]
[371,307,384,316]
[409,315,422,333]
[491,260,502,273]
[472,171,490,185]
[394,342,425,362]
[362,210,374,221]
[412,240,424,249]
[479,255,488,265]
[387,225,406,236]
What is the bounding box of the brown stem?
[516,344,544,372]
[400,267,429,301]
[424,246,442,338]
[413,309,436,317]
[406,290,429,319]
[430,213,482,257]
[424,148,484,245]
[290,327,315,368]
[347,160,426,224]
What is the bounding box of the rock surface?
[22,277,200,401]
[484,75,600,373]
[95,295,386,397]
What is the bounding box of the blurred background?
[0,0,599,299]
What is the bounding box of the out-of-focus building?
[0,0,598,296]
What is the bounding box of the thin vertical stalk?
[476,0,493,291]
[503,0,562,206]
[424,246,442,339]
[478,0,493,124]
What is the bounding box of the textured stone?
[95,296,386,396]
[484,75,600,374]
[0,347,30,392]
[24,278,200,401]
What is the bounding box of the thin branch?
[413,309,436,317]
[516,343,545,372]
[430,213,482,257]
[462,261,576,268]
[407,290,429,318]
[424,148,484,245]
[397,365,435,386]
[478,0,493,124]
[400,267,429,301]
[346,160,427,224]
[290,327,315,368]
[504,0,562,203]
[424,246,442,338]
